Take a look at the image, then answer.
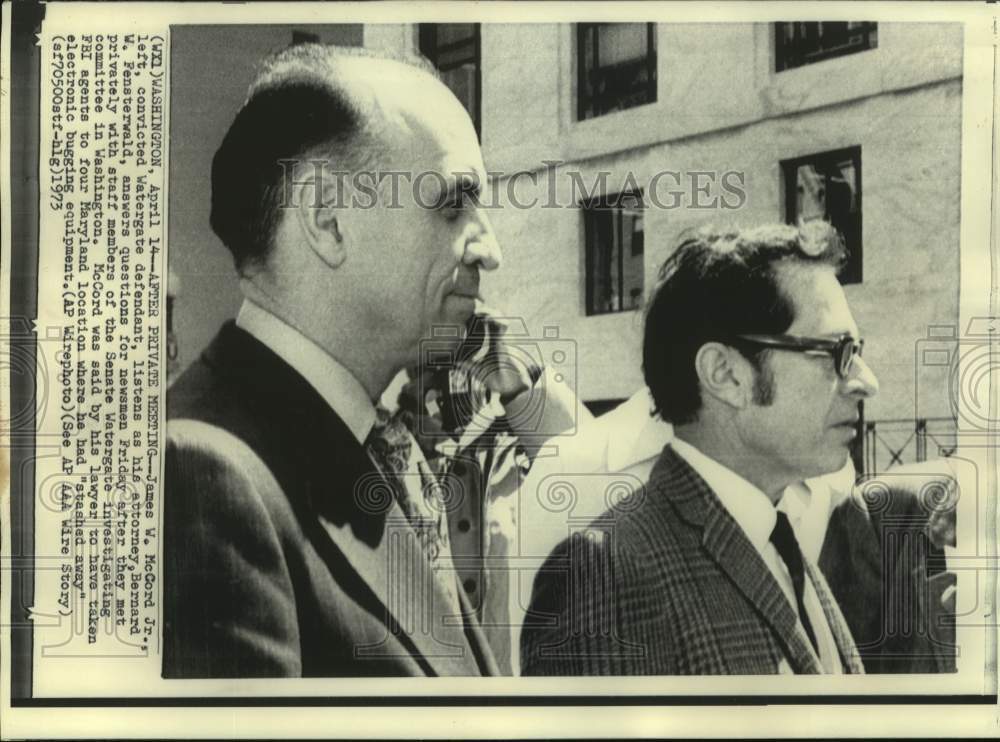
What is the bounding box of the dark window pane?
[434,42,477,71]
[578,23,656,120]
[630,214,644,257]
[589,210,616,314]
[291,30,320,46]
[419,24,480,138]
[776,21,877,72]
[597,23,648,66]
[439,65,477,119]
[584,193,645,315]
[782,147,862,284]
[434,23,476,47]
[622,211,644,310]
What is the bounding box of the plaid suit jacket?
[520,445,864,675]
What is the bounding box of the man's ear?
[693,342,753,410]
[294,174,347,269]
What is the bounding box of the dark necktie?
[770,510,819,653]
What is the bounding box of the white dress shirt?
[780,463,855,564]
[236,299,376,442]
[670,437,844,673]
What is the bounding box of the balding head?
[249,43,438,96]
[209,44,440,274]
[211,42,496,396]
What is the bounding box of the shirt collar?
[779,480,812,523]
[236,299,376,444]
[606,388,674,471]
[670,437,776,552]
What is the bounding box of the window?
[577,23,656,121]
[782,146,862,284]
[583,192,645,315]
[775,22,877,71]
[291,30,320,46]
[419,24,481,138]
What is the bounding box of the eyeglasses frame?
[733,333,864,380]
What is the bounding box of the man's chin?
[810,448,852,480]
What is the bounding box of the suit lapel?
[457,573,503,676]
[202,322,494,676]
[316,502,488,676]
[805,560,865,674]
[652,447,822,674]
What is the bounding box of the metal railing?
[862,417,957,475]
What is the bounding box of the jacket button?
[463,578,477,594]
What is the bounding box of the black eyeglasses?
[734,333,865,379]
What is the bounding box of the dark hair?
[209,44,438,274]
[642,221,847,424]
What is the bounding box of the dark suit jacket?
[163,322,499,677]
[520,446,864,675]
[819,466,956,673]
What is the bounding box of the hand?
[398,366,452,453]
[926,479,958,549]
[470,304,542,403]
[939,581,956,614]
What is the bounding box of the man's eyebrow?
[440,172,482,204]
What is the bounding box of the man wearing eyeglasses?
[521,221,879,675]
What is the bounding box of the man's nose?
[463,212,502,271]
[847,355,879,398]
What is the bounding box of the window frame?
[418,23,482,139]
[781,145,863,285]
[775,22,878,72]
[577,22,657,121]
[582,191,646,316]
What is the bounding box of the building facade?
[367,21,964,470]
